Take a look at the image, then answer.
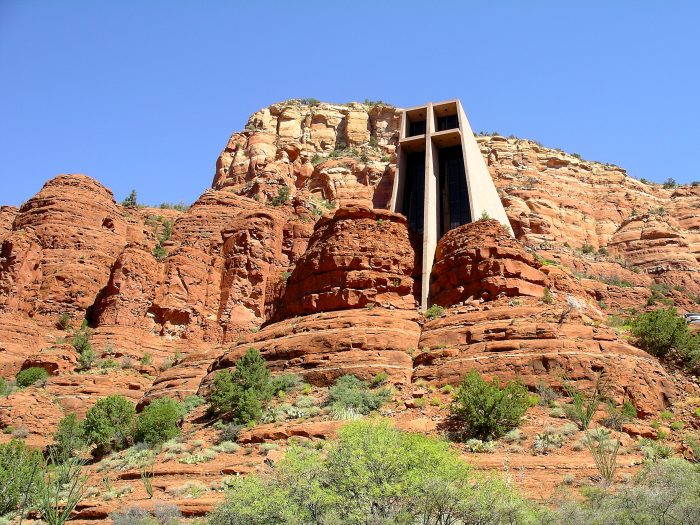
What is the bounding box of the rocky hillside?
[1,99,699,520]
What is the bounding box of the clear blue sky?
[1,1,699,207]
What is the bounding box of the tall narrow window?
[437,145,470,235]
[402,151,425,235]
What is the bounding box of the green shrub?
[0,440,42,516]
[71,325,92,354]
[271,186,291,206]
[327,375,390,418]
[140,352,153,366]
[425,304,445,320]
[451,370,529,440]
[56,313,72,330]
[631,307,700,366]
[554,459,700,524]
[52,413,85,461]
[369,371,389,387]
[207,420,539,525]
[270,373,302,394]
[82,395,136,452]
[134,398,183,446]
[181,394,206,413]
[15,367,49,388]
[563,375,605,431]
[581,243,595,254]
[0,377,13,397]
[542,287,554,304]
[77,347,96,370]
[208,348,273,424]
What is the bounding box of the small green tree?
[133,397,183,446]
[52,413,85,462]
[122,189,138,208]
[82,395,136,453]
[15,367,49,388]
[631,307,698,360]
[71,325,93,354]
[451,370,529,440]
[208,349,273,423]
[271,186,291,206]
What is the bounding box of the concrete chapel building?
[389,99,512,309]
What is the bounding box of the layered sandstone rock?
[430,220,547,305]
[275,204,418,319]
[207,309,420,388]
[480,135,700,295]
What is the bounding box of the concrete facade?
[389,99,512,310]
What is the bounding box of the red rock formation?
[276,204,418,319]
[207,308,420,388]
[430,220,547,305]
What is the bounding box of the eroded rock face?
[275,204,419,319]
[0,100,696,458]
[0,175,128,317]
[430,220,547,305]
[481,136,700,295]
[414,300,674,415]
[207,309,420,388]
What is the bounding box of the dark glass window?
[402,152,425,235]
[437,114,458,131]
[437,145,470,236]
[408,120,426,137]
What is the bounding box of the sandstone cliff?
[1,99,699,516]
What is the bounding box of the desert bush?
[207,420,540,525]
[425,304,445,320]
[0,377,14,398]
[82,395,136,452]
[71,324,92,354]
[77,347,96,370]
[218,422,244,444]
[180,394,206,413]
[15,367,49,388]
[632,307,689,358]
[56,313,72,330]
[134,398,183,447]
[34,451,86,525]
[554,459,700,524]
[271,186,290,206]
[270,373,302,394]
[451,370,529,441]
[532,429,564,455]
[563,375,605,431]
[542,287,554,304]
[52,413,85,461]
[327,375,390,418]
[601,399,637,430]
[208,348,273,424]
[536,381,558,405]
[0,440,41,516]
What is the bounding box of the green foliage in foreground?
[555,459,700,524]
[207,420,541,525]
[0,440,41,516]
[451,370,529,440]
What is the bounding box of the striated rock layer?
[1,99,696,446]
